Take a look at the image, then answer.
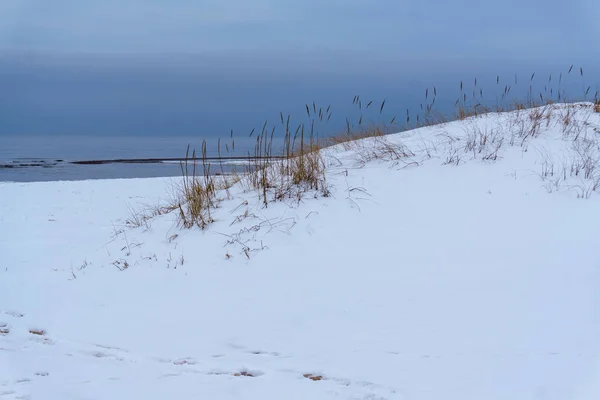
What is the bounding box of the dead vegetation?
[86,66,600,275]
[122,65,599,237]
[233,371,256,377]
[304,373,324,381]
[125,203,176,230]
[176,142,219,229]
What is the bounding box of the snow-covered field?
[2,103,600,400]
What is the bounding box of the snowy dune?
[2,103,600,400]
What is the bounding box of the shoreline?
[0,157,256,183]
[0,155,277,169]
[70,155,282,165]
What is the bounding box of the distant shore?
[0,156,279,169]
[71,156,282,165]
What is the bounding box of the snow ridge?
[2,103,600,400]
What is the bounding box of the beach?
[2,104,600,399]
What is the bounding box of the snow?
[2,103,600,399]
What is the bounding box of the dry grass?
[327,123,388,149]
[463,124,505,161]
[242,107,332,207]
[177,142,220,229]
[176,110,331,227]
[125,203,177,230]
[170,64,599,230]
[233,371,256,377]
[304,373,324,381]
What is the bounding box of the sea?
[0,135,259,183]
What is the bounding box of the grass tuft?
[176,143,217,229]
[171,65,600,231]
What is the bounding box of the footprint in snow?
[208,369,264,378]
[301,372,398,399]
[303,373,350,386]
[248,350,281,357]
[95,344,129,353]
[27,329,53,346]
[232,370,263,378]
[89,351,125,362]
[3,311,24,318]
[173,358,198,366]
[28,329,46,336]
[158,373,181,379]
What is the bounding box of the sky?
[0,0,598,139]
[0,0,597,58]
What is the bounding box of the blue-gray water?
[0,135,260,182]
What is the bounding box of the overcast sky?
[0,0,598,137]
[1,0,597,60]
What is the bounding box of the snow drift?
[2,103,600,400]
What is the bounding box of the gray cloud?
[0,0,597,61]
[1,0,598,137]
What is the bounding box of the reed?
[174,63,598,228]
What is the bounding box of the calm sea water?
[0,135,258,182]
